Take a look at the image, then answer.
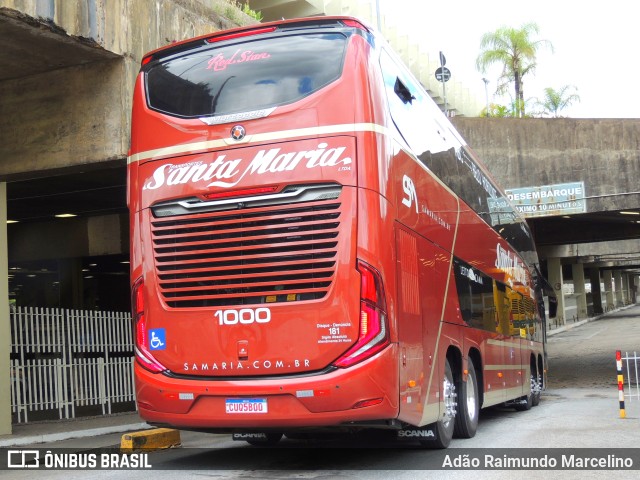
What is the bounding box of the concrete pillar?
[572,263,588,320]
[0,183,11,435]
[623,274,632,304]
[603,270,614,311]
[614,271,624,307]
[589,268,603,315]
[59,258,83,309]
[548,257,565,325]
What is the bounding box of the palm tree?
[535,85,581,117]
[476,23,553,118]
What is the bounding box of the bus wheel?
[515,378,533,411]
[454,360,479,438]
[423,359,456,448]
[246,433,283,447]
[531,364,542,407]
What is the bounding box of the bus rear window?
[145,33,348,119]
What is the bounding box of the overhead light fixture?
[6,220,18,224]
[55,213,77,218]
[620,211,640,215]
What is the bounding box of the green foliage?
[481,103,512,118]
[481,101,535,118]
[242,2,263,21]
[476,23,553,118]
[533,85,581,118]
[222,1,263,22]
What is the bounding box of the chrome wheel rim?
[442,375,457,427]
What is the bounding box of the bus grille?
[150,186,342,308]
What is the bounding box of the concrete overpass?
[453,117,640,320]
[0,0,638,437]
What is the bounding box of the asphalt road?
[547,306,640,389]
[5,306,640,479]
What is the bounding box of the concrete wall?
[0,0,255,60]
[0,60,128,176]
[452,118,640,213]
[0,0,256,179]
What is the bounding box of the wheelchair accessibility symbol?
[149,329,166,351]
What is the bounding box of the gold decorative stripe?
[487,339,523,348]
[484,364,527,371]
[127,123,391,164]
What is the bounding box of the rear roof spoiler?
[141,16,371,66]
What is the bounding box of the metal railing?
[10,307,135,423]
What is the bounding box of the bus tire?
[454,360,479,438]
[422,358,456,448]
[531,363,542,407]
[515,378,533,412]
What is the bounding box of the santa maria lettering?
[143,142,351,190]
[495,243,528,286]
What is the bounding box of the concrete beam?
[8,214,128,262]
[0,60,128,178]
[452,118,640,212]
[1,1,256,63]
[538,239,640,263]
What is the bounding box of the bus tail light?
[333,261,390,368]
[132,278,167,373]
[341,19,369,31]
[203,185,279,200]
[205,26,277,43]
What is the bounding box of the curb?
[0,422,150,448]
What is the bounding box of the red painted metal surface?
[128,17,545,434]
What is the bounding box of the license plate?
[225,398,268,414]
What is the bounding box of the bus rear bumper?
[135,345,399,429]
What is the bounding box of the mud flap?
[397,425,438,442]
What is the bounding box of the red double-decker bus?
[128,17,554,448]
